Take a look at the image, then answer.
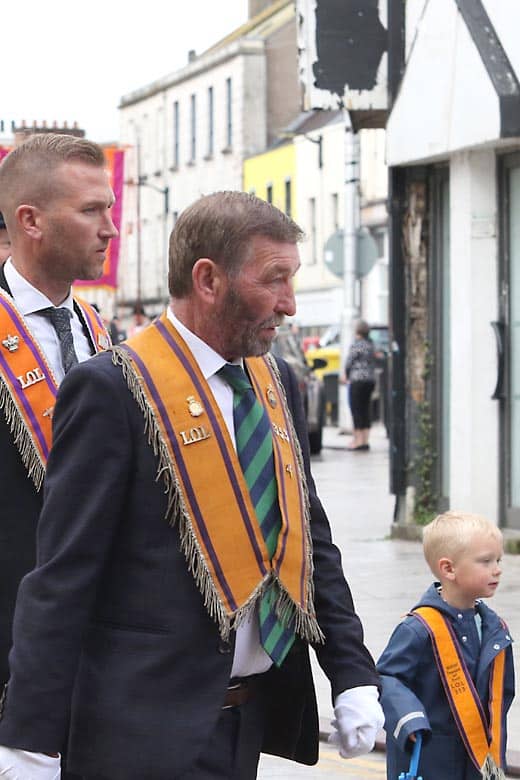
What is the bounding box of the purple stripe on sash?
[0,297,58,398]
[413,611,489,770]
[0,351,50,458]
[260,360,307,604]
[440,616,490,729]
[489,658,505,763]
[271,432,291,560]
[124,336,247,613]
[75,301,98,350]
[155,319,267,575]
[0,297,57,458]
[248,360,294,574]
[249,364,292,565]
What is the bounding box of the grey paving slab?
[309,424,519,773]
[258,743,386,778]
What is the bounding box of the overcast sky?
[1,1,248,144]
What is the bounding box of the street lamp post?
[305,133,323,168]
[339,109,361,431]
[127,131,170,312]
[137,176,169,304]
[135,136,143,313]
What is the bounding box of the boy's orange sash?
[112,314,324,643]
[413,606,506,778]
[0,289,110,488]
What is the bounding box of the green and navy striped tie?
[219,363,295,666]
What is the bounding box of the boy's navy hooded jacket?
[377,584,515,780]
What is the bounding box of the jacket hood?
[411,582,499,625]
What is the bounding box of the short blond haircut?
[423,510,502,576]
[0,133,106,227]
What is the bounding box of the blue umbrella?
[398,731,423,780]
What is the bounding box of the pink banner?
[75,146,125,290]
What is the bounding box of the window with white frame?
[285,178,292,217]
[190,94,197,162]
[207,86,214,158]
[173,101,179,168]
[309,197,317,264]
[225,77,232,149]
[331,192,339,231]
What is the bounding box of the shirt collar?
[3,258,75,316]
[166,306,242,380]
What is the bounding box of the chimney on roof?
[188,49,196,63]
[248,0,273,18]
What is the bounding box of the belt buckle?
[222,679,244,710]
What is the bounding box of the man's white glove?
[329,685,384,759]
[0,746,60,779]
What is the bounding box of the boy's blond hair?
[422,510,502,576]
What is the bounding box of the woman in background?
[343,320,376,451]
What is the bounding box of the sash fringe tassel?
[267,355,324,645]
[0,380,44,490]
[112,346,325,646]
[481,754,506,780]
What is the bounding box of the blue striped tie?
[219,364,295,666]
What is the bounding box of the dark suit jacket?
[0,266,96,685]
[0,267,42,686]
[0,347,379,779]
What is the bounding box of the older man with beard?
[0,191,382,780]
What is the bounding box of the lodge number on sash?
[179,425,211,446]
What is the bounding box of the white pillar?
[449,148,499,520]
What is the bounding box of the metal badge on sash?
[18,367,46,389]
[2,334,19,352]
[187,395,204,417]
[97,332,110,349]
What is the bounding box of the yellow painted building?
[243,141,296,220]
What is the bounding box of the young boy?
[377,511,515,780]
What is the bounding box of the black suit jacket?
[0,348,379,779]
[0,266,96,684]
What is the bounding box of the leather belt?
[222,676,259,709]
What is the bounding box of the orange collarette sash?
[0,288,110,489]
[111,313,324,643]
[413,606,506,778]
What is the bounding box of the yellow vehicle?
[305,344,340,425]
[305,344,340,381]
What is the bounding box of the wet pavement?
[258,742,386,778]
[308,424,520,775]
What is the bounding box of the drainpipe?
[387,0,407,513]
[339,109,360,431]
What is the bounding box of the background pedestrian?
[342,319,376,451]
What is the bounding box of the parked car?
[304,324,389,426]
[270,327,327,454]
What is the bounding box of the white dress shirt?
[167,308,273,677]
[4,259,93,383]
